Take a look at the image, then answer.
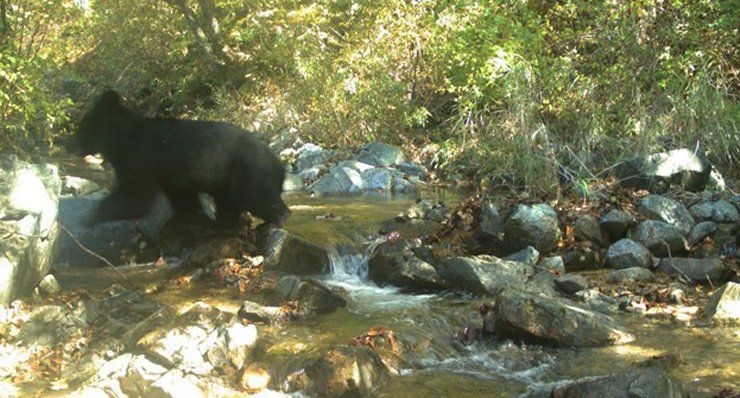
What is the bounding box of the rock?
[638,195,695,234]
[504,204,561,254]
[295,143,333,172]
[239,363,271,392]
[62,176,101,196]
[690,200,739,223]
[575,289,619,314]
[605,239,652,269]
[492,289,634,347]
[615,148,712,192]
[263,229,330,275]
[361,168,392,191]
[668,283,689,304]
[537,256,565,275]
[554,274,589,294]
[402,199,447,222]
[182,237,245,269]
[656,258,729,285]
[574,214,605,246]
[35,274,61,295]
[356,141,406,167]
[273,275,347,314]
[297,165,324,183]
[479,201,504,238]
[367,240,445,293]
[563,248,602,272]
[435,255,537,296]
[633,220,688,256]
[599,209,635,241]
[550,361,688,398]
[15,305,88,347]
[118,355,168,396]
[148,369,206,398]
[282,173,303,191]
[224,321,258,369]
[0,155,61,305]
[285,346,390,397]
[237,300,285,323]
[307,166,363,195]
[391,176,416,193]
[607,267,655,283]
[396,161,428,178]
[687,221,718,246]
[505,246,540,266]
[335,159,376,173]
[122,306,177,349]
[53,191,158,268]
[702,282,739,325]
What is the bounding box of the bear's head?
[67,90,132,158]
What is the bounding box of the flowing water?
[56,190,739,396]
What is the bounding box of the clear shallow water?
[59,190,739,397]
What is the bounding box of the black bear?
[67,90,290,229]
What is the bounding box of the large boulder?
[599,209,635,241]
[633,220,688,256]
[638,195,695,235]
[606,267,655,283]
[307,165,363,195]
[294,143,334,172]
[273,275,346,315]
[574,214,605,246]
[491,289,634,347]
[435,255,543,296]
[367,239,445,293]
[0,155,61,305]
[656,258,730,285]
[690,199,739,224]
[360,168,392,192]
[687,221,717,246]
[614,148,712,192]
[263,229,330,275]
[356,142,406,167]
[605,239,652,269]
[503,204,561,254]
[702,282,740,325]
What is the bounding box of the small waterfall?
[326,237,385,280]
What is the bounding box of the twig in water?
[58,223,136,290]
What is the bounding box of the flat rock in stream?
[263,228,330,275]
[368,239,446,293]
[656,258,730,285]
[702,282,740,325]
[492,289,634,347]
[436,255,553,296]
[273,275,347,315]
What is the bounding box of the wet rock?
[638,195,695,235]
[687,221,718,246]
[182,236,245,269]
[263,229,330,275]
[282,173,303,191]
[575,289,619,314]
[378,217,439,237]
[555,274,589,294]
[402,199,447,222]
[62,175,101,196]
[35,274,61,296]
[505,246,540,266]
[356,141,406,167]
[605,239,652,269]
[656,258,729,285]
[118,355,168,396]
[274,275,347,314]
[148,369,206,398]
[615,148,712,192]
[368,239,445,293]
[307,165,363,195]
[537,256,565,275]
[492,289,634,347]
[563,248,602,272]
[479,201,504,238]
[122,306,177,349]
[504,203,561,254]
[0,156,60,305]
[550,361,688,398]
[690,199,739,223]
[237,300,285,323]
[15,305,88,347]
[285,346,390,397]
[239,363,271,392]
[295,143,333,172]
[599,209,635,241]
[634,220,688,257]
[702,282,739,325]
[574,214,605,246]
[607,267,655,283]
[361,168,392,191]
[224,321,258,369]
[436,255,537,296]
[397,161,428,178]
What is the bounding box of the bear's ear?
[96,90,122,109]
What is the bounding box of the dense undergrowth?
[1,0,737,194]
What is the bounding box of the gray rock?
[119,355,168,396]
[62,175,101,196]
[687,221,718,246]
[148,369,205,398]
[690,200,739,223]
[391,176,416,193]
[554,274,589,294]
[367,240,445,293]
[436,255,538,296]
[361,168,392,191]
[505,246,540,266]
[605,239,652,269]
[479,201,504,238]
[307,166,363,195]
[273,276,346,314]
[224,321,258,369]
[638,195,695,234]
[550,362,688,398]
[15,305,88,347]
[237,301,285,324]
[335,159,376,173]
[295,143,333,172]
[492,289,634,347]
[0,156,61,305]
[397,161,428,178]
[563,248,602,272]
[599,209,635,241]
[504,204,561,254]
[35,274,61,295]
[403,199,447,222]
[537,256,565,275]
[575,289,619,314]
[282,173,303,191]
[634,220,688,256]
[702,282,739,325]
[122,306,177,349]
[356,141,406,167]
[297,164,324,183]
[574,214,605,246]
[263,229,330,275]
[615,148,712,192]
[607,267,655,283]
[656,258,729,285]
